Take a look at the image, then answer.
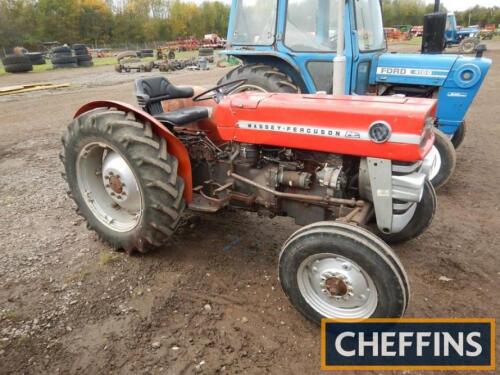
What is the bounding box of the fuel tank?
[209,92,436,162]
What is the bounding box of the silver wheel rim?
[428,145,442,181]
[462,42,474,53]
[76,142,143,232]
[297,253,378,318]
[229,84,268,93]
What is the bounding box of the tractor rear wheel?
[429,128,456,189]
[61,108,185,254]
[459,37,478,54]
[279,222,409,324]
[218,64,299,93]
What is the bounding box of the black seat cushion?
[135,76,195,115]
[154,107,209,126]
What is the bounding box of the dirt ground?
[1,40,499,375]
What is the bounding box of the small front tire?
[279,222,409,324]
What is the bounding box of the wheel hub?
[108,175,123,194]
[102,151,141,213]
[76,142,143,233]
[320,272,354,300]
[297,254,378,318]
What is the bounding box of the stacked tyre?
[73,44,94,67]
[198,47,214,63]
[26,52,45,65]
[1,55,33,73]
[51,46,77,69]
[140,49,154,58]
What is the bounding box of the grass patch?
[98,250,121,266]
[2,309,23,322]
[64,269,90,284]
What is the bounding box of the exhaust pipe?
[333,0,346,95]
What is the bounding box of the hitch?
[475,44,487,58]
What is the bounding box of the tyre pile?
[1,54,33,73]
[26,52,45,65]
[51,44,93,69]
[158,58,198,72]
[51,46,77,68]
[139,49,154,58]
[73,44,94,67]
[198,47,214,63]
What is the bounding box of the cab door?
[350,0,386,95]
[276,0,354,94]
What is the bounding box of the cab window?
[232,0,278,45]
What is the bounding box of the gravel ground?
[1,41,499,374]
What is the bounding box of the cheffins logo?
[321,318,495,370]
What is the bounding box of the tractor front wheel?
[451,122,467,149]
[61,108,185,254]
[279,222,409,324]
[373,180,436,244]
[429,128,457,189]
[218,64,299,93]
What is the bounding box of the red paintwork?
[75,93,436,204]
[202,92,436,162]
[74,100,193,203]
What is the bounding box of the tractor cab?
[445,12,480,47]
[221,0,491,173]
[225,0,385,94]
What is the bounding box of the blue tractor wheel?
[451,122,467,149]
[218,64,299,93]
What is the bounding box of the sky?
[185,0,499,12]
[424,0,499,11]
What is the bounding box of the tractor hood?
[373,53,459,86]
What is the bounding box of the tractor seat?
[134,76,209,126]
[154,107,209,126]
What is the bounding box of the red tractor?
[61,77,437,323]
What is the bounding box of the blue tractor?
[445,12,481,53]
[219,0,491,189]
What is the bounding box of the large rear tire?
[218,64,299,93]
[429,128,456,189]
[61,108,185,254]
[459,37,478,54]
[279,222,409,324]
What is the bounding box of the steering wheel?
[192,79,247,102]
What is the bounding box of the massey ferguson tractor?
[61,77,438,323]
[219,0,491,190]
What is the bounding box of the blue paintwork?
[373,53,458,86]
[436,56,491,134]
[224,0,491,138]
[445,13,479,46]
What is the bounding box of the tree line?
[381,0,500,28]
[1,0,499,52]
[0,0,230,51]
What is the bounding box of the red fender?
[74,100,193,203]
